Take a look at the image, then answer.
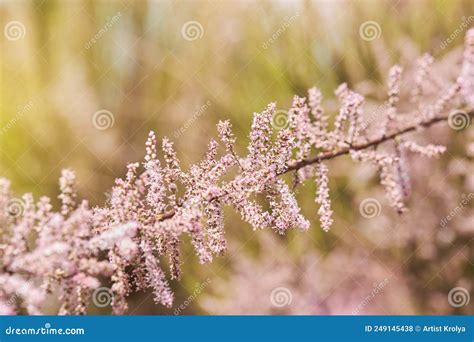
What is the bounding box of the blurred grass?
[1,0,473,314]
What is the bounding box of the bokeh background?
[1,0,473,314]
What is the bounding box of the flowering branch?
[286,110,473,171]
[160,109,473,223]
[1,29,473,315]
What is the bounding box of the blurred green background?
[1,0,473,315]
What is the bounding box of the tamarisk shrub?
[1,30,473,315]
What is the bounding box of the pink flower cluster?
[1,29,473,315]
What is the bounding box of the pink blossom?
[0,29,472,315]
